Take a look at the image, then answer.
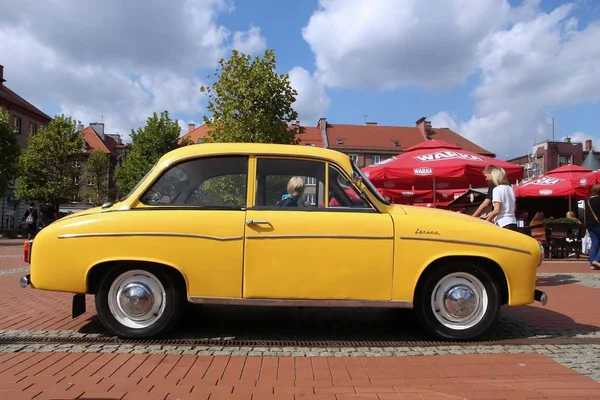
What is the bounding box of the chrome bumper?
[20,274,31,288]
[534,289,548,306]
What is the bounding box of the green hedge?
[544,218,580,224]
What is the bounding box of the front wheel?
[415,262,501,340]
[95,266,185,338]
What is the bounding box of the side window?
[254,158,326,209]
[328,164,372,209]
[140,156,248,209]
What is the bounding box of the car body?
[20,143,547,340]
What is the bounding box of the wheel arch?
[86,259,188,295]
[414,255,509,306]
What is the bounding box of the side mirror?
[351,171,362,184]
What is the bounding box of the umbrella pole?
[569,196,572,212]
[433,177,437,206]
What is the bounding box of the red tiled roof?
[429,128,494,156]
[326,124,422,152]
[81,127,110,154]
[0,84,52,122]
[179,124,324,147]
[178,120,494,157]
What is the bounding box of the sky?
[1,0,599,160]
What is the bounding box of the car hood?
[58,203,125,221]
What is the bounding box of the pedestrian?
[584,183,600,270]
[22,203,38,239]
[485,167,517,230]
[472,164,499,219]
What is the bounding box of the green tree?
[200,49,299,144]
[0,108,20,197]
[115,111,185,195]
[85,150,110,206]
[199,49,299,204]
[14,114,83,209]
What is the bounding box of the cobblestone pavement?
[1,246,599,398]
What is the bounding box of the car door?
[243,156,395,301]
[132,154,250,299]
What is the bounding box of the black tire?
[414,261,500,341]
[95,265,186,339]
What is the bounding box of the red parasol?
[514,165,599,198]
[362,140,524,191]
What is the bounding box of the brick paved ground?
[1,246,599,399]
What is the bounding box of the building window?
[304,193,316,206]
[73,160,80,167]
[372,155,381,164]
[305,176,316,186]
[29,123,38,135]
[393,141,400,147]
[197,138,203,144]
[558,154,572,167]
[337,138,344,145]
[11,116,21,134]
[74,176,79,185]
[87,180,95,186]
[348,154,359,164]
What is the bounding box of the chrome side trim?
[246,234,394,240]
[58,232,243,241]
[188,297,413,309]
[399,236,531,255]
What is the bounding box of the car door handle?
[245,220,270,225]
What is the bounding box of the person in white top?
[485,167,518,230]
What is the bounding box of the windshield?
[119,161,159,202]
[351,160,390,205]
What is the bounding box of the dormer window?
[394,141,400,147]
[337,139,344,145]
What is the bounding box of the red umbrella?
[514,165,599,198]
[377,188,465,205]
[362,140,524,191]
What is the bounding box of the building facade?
[508,137,598,180]
[0,64,53,233]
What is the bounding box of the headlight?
[538,241,544,267]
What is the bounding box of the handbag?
[588,198,599,224]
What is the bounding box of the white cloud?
[429,111,460,132]
[0,0,267,140]
[301,0,514,91]
[432,3,600,158]
[288,67,331,125]
[232,25,268,55]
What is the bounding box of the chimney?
[90,122,105,140]
[416,117,434,139]
[317,117,329,148]
[564,137,571,143]
[0,65,4,86]
[188,123,195,133]
[585,139,592,152]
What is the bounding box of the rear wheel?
[95,266,185,338]
[415,261,500,340]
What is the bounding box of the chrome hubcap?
[443,285,477,319]
[118,283,155,317]
[431,272,488,330]
[107,270,166,329]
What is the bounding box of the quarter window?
[328,165,372,210]
[140,156,248,209]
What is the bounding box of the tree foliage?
[0,108,20,197]
[200,49,299,144]
[115,111,186,195]
[198,49,300,205]
[14,114,83,208]
[86,150,110,206]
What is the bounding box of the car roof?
[159,142,351,165]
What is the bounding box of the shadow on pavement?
[77,302,599,342]
[537,274,581,287]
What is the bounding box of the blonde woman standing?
[485,167,517,230]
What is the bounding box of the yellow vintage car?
[20,143,546,340]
